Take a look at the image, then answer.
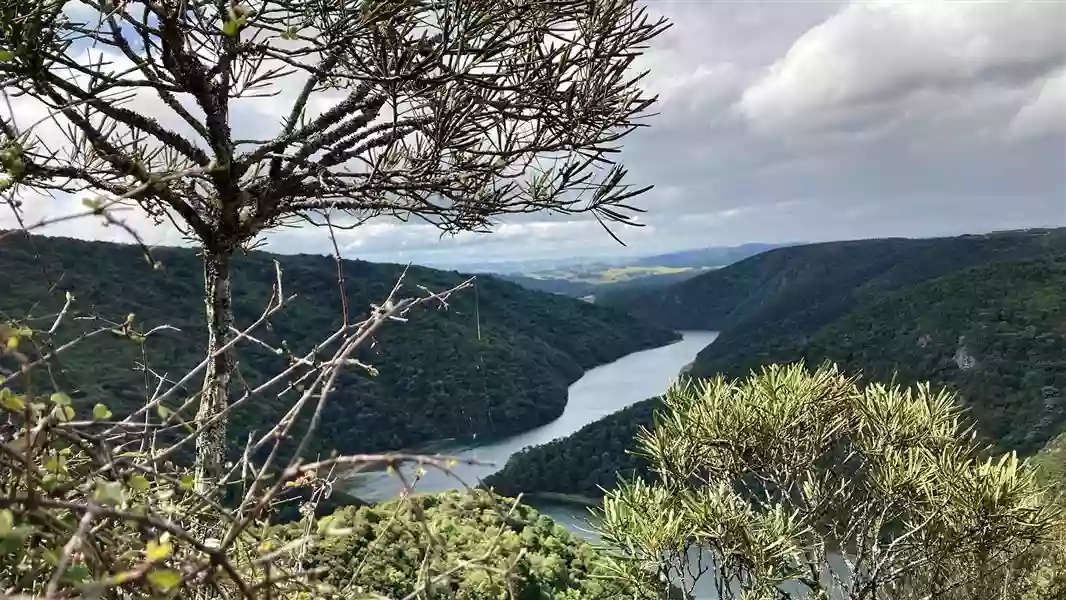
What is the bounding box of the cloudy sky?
[5,0,1065,268]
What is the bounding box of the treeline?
[0,233,678,463]
[487,229,1066,498]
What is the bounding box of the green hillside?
[0,233,678,463]
[603,229,1066,330]
[698,256,1066,455]
[485,230,1066,499]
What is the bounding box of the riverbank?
[344,331,717,504]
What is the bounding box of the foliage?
[0,232,678,471]
[597,363,1063,600]
[736,256,1066,456]
[1,354,649,599]
[273,490,659,599]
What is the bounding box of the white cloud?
[737,0,1066,135]
[1009,67,1066,140]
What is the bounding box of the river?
[345,331,720,597]
[345,330,718,505]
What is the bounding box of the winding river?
[346,330,724,598]
[346,331,718,509]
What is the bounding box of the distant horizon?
[8,223,1064,272]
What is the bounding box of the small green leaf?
[129,475,150,491]
[44,455,65,472]
[0,391,24,413]
[147,569,182,591]
[0,51,14,62]
[56,405,75,422]
[62,564,91,583]
[50,392,72,406]
[93,481,125,506]
[156,404,171,419]
[222,18,240,36]
[0,509,13,535]
[6,336,19,350]
[145,539,172,562]
[93,403,112,420]
[179,475,195,490]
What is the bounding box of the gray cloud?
[5,0,1065,266]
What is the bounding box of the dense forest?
[0,233,678,463]
[601,228,1066,330]
[486,229,1066,498]
[273,490,659,599]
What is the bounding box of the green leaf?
[56,405,75,422]
[148,569,181,591]
[129,474,150,491]
[62,564,91,583]
[222,18,240,36]
[6,336,19,350]
[93,403,113,420]
[0,509,12,535]
[145,539,172,562]
[0,391,24,413]
[0,51,14,62]
[93,481,125,506]
[50,392,72,406]
[179,475,195,490]
[43,455,65,472]
[156,404,171,419]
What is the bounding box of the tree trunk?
[195,249,234,494]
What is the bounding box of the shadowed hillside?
[0,233,679,463]
[487,229,1066,498]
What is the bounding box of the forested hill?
[486,230,1066,499]
[602,228,1066,331]
[0,233,678,461]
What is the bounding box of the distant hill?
[496,242,782,300]
[0,233,679,463]
[629,243,783,269]
[485,228,1066,499]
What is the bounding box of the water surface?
[346,331,719,502]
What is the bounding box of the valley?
[6,227,1066,600]
[486,228,1066,502]
[470,243,783,301]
